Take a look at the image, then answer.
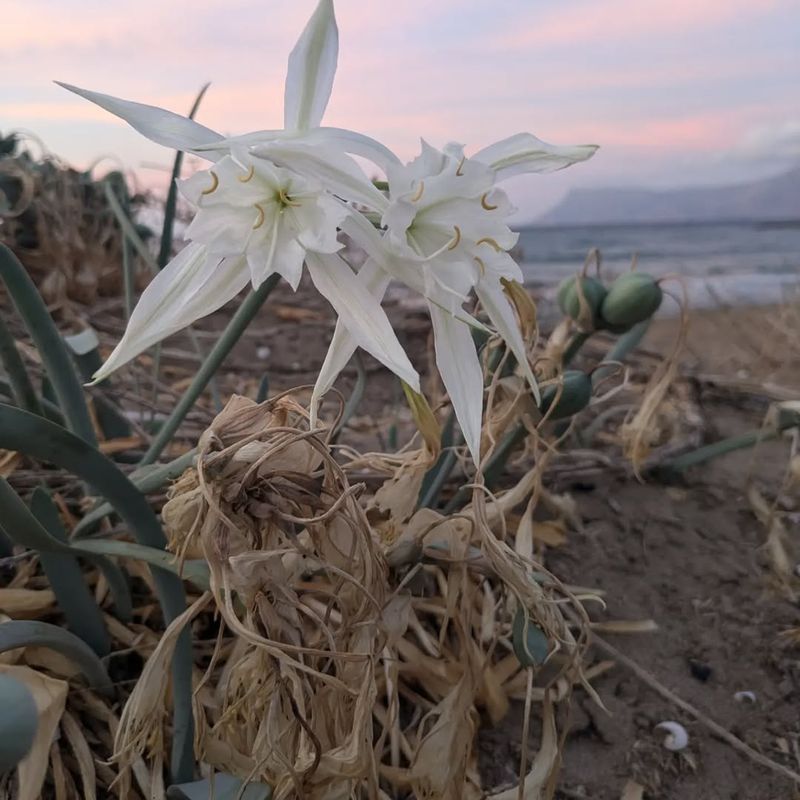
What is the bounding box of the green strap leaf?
[0,620,112,694]
[29,487,111,656]
[0,244,96,445]
[0,312,43,416]
[0,403,194,781]
[167,773,272,800]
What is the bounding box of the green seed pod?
[557,276,607,328]
[600,272,662,331]
[538,370,592,420]
[511,607,549,667]
[0,674,38,772]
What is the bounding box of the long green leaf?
[0,377,63,424]
[140,275,280,465]
[76,539,210,590]
[0,244,96,445]
[167,773,272,800]
[72,448,197,538]
[0,404,194,781]
[29,487,110,655]
[0,312,43,416]
[0,620,111,694]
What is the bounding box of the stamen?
[409,181,425,202]
[481,192,499,211]
[455,156,466,176]
[201,170,219,195]
[278,188,302,207]
[476,236,503,252]
[253,204,266,229]
[474,256,486,276]
[238,164,255,183]
[447,225,462,250]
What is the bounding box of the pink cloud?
[495,0,789,49]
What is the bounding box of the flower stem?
[140,275,280,465]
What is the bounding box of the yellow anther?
[476,236,503,252]
[455,156,466,176]
[481,192,499,211]
[253,204,266,229]
[474,256,486,276]
[278,188,301,207]
[447,225,462,250]
[201,170,219,195]
[409,181,425,202]
[238,164,255,183]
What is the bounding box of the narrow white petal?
[252,141,388,211]
[56,82,225,158]
[284,0,338,131]
[429,303,484,465]
[310,259,391,427]
[197,127,401,172]
[307,127,401,170]
[476,281,540,403]
[473,133,598,181]
[92,245,249,382]
[306,252,419,391]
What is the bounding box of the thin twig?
[591,633,800,785]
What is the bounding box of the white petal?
[305,252,419,391]
[429,303,484,465]
[252,141,388,211]
[193,126,401,172]
[284,0,338,131]
[309,259,390,427]
[92,245,249,382]
[476,280,540,403]
[473,133,598,181]
[306,127,401,170]
[56,82,226,158]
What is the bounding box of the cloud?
[492,0,790,50]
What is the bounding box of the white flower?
[313,136,597,464]
[61,0,419,391]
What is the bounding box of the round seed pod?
[0,674,38,772]
[511,607,549,667]
[557,276,607,328]
[538,370,592,420]
[600,272,662,331]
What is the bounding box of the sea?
[515,220,800,311]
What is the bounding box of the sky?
[2,0,799,221]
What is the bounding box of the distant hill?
[538,167,800,225]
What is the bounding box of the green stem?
[593,319,651,385]
[562,331,591,367]
[140,276,279,465]
[656,413,799,476]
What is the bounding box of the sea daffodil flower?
[313,136,597,464]
[59,0,418,390]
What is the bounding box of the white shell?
[655,721,689,751]
[734,690,757,703]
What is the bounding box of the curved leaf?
[29,488,111,656]
[0,404,194,781]
[0,312,42,416]
[0,620,111,694]
[0,244,96,445]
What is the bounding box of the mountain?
[538,167,800,225]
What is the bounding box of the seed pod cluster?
[558,271,663,334]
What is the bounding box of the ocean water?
[515,221,800,309]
